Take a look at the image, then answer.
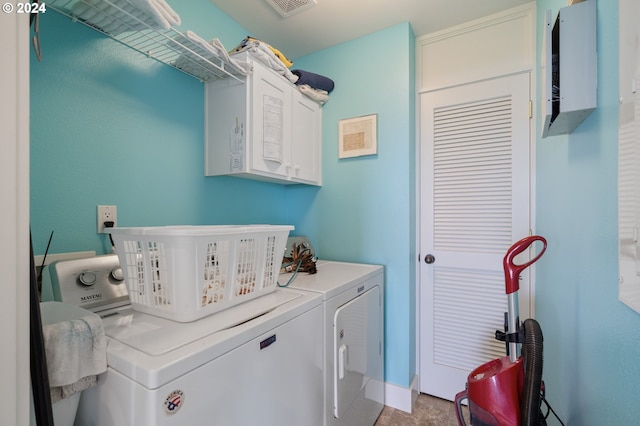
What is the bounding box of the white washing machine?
[43,254,324,426]
[282,260,385,426]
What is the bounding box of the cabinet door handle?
[424,254,435,264]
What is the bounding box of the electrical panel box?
[542,0,596,137]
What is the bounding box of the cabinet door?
[250,64,292,178]
[204,78,248,177]
[291,92,322,185]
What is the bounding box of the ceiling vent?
[265,0,317,18]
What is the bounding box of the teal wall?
[30,2,416,389]
[30,5,287,256]
[289,24,417,387]
[536,1,640,424]
[32,1,640,420]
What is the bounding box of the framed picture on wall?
[338,114,378,158]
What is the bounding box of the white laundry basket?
[109,225,293,322]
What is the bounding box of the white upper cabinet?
[291,90,322,184]
[205,56,322,186]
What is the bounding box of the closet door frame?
[415,2,536,401]
[1,12,32,426]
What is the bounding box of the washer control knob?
[111,267,124,281]
[78,271,97,286]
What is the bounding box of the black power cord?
[540,388,565,426]
[104,221,115,248]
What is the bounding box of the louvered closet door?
[419,73,531,401]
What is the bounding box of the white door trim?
[1,12,31,426]
[414,2,537,405]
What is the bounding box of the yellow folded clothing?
[233,36,293,68]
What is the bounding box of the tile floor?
[374,393,467,426]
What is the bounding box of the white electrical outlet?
[97,205,117,233]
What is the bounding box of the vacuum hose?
[520,318,544,426]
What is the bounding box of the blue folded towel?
[292,70,335,93]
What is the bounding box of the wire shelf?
[46,0,245,83]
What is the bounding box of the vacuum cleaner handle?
[454,389,469,426]
[503,236,547,294]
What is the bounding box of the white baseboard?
[383,375,419,413]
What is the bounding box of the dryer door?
[333,286,381,418]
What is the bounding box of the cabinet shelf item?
[47,0,244,83]
[542,0,597,137]
[205,52,322,186]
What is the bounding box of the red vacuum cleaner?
[454,235,556,426]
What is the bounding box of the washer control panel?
[46,254,129,313]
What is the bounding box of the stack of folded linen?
[298,85,330,105]
[173,31,251,79]
[71,0,181,36]
[292,69,335,105]
[228,36,335,105]
[291,69,334,93]
[230,36,298,84]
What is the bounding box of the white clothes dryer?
[43,254,324,426]
[282,260,385,426]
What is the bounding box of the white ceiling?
[209,0,533,59]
